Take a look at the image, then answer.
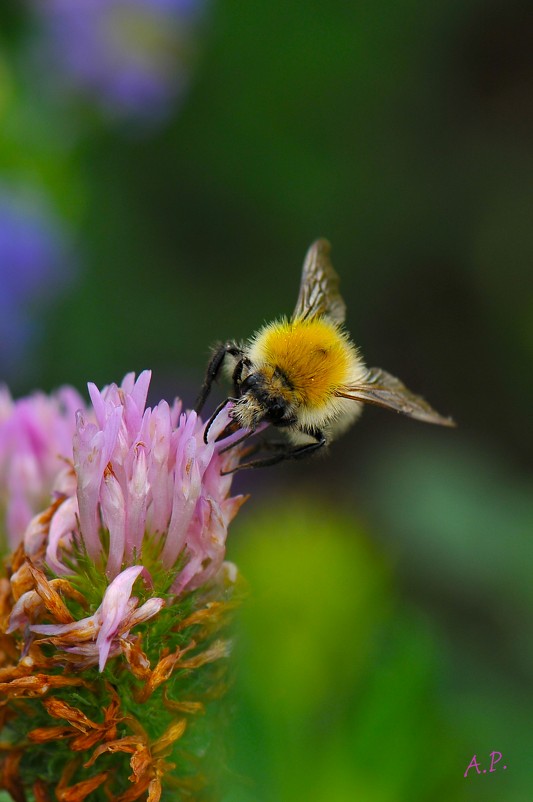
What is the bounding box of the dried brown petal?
[129,742,152,781]
[176,601,226,631]
[19,645,55,671]
[49,579,88,610]
[0,633,19,666]
[9,542,27,576]
[43,698,97,733]
[0,578,12,627]
[146,776,162,802]
[179,639,230,669]
[115,776,151,802]
[136,647,185,703]
[0,750,25,802]
[0,673,85,698]
[33,779,51,802]
[137,644,192,703]
[103,682,122,724]
[161,689,204,716]
[84,735,144,768]
[151,719,187,756]
[28,565,74,624]
[71,726,117,752]
[120,636,151,681]
[28,725,74,743]
[10,560,35,601]
[56,771,109,802]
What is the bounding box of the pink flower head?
[7,371,246,672]
[0,385,86,550]
[42,371,246,591]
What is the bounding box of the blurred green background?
[1,0,532,799]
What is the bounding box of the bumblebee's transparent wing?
[291,239,346,324]
[335,367,455,427]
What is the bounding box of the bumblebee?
[196,239,454,470]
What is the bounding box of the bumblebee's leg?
[220,436,286,456]
[195,342,243,413]
[223,429,326,473]
[231,356,251,397]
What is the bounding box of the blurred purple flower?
[0,189,72,378]
[0,384,85,551]
[30,0,207,124]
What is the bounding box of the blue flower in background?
[0,188,72,379]
[30,0,207,125]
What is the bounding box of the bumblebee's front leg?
[195,341,244,413]
[223,428,326,472]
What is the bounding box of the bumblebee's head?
[231,371,295,430]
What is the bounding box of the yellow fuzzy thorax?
[250,317,354,409]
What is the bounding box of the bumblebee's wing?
[291,239,346,324]
[335,367,455,427]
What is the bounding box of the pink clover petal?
[121,596,165,630]
[221,494,248,526]
[119,372,136,396]
[124,444,149,563]
[194,432,215,477]
[127,370,151,417]
[101,470,126,578]
[170,558,201,596]
[123,393,143,442]
[171,491,241,595]
[74,422,105,560]
[30,615,98,640]
[95,565,145,670]
[203,401,234,444]
[174,411,198,469]
[62,643,102,657]
[87,381,107,429]
[45,495,78,574]
[146,400,173,535]
[133,407,152,463]
[74,405,122,561]
[161,449,201,568]
[202,451,232,499]
[52,465,77,498]
[169,397,182,427]
[186,497,227,591]
[63,642,122,669]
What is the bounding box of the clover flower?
[0,383,85,552]
[0,371,246,800]
[29,0,207,125]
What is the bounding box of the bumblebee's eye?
[240,374,258,392]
